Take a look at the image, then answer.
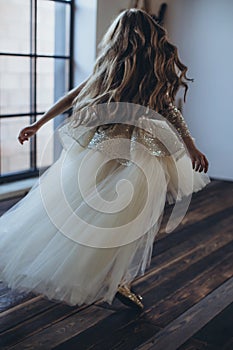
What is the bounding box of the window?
[0,0,74,183]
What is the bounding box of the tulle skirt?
[0,129,210,306]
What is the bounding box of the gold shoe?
[115,285,144,310]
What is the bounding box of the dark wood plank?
[87,245,233,350]
[136,277,233,350]
[53,313,161,350]
[132,208,233,294]
[158,180,233,238]
[3,306,114,350]
[222,338,233,350]
[182,302,233,350]
[0,296,56,333]
[0,290,35,313]
[142,239,233,307]
[177,338,215,350]
[142,247,233,327]
[97,213,233,312]
[56,237,233,349]
[0,301,91,348]
[152,204,233,259]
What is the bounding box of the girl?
[0,9,210,310]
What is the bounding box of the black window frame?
[0,0,74,184]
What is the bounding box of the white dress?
[0,103,210,306]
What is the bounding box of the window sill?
[0,177,38,201]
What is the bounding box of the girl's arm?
[18,80,86,144]
[182,134,209,173]
[162,103,209,173]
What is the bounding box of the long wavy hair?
[72,8,192,125]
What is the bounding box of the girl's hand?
[188,146,209,173]
[18,123,39,145]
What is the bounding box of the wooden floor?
[0,179,233,350]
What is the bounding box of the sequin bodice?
[60,104,191,165]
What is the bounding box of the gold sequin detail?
[131,127,173,157]
[62,104,191,165]
[88,124,134,166]
[161,103,191,138]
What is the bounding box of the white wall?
[150,0,233,180]
[96,0,129,52]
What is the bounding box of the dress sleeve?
[161,103,192,138]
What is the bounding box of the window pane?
[37,119,54,168]
[0,0,72,182]
[0,56,31,115]
[0,117,30,174]
[37,58,55,113]
[0,0,30,54]
[37,57,69,113]
[37,1,70,56]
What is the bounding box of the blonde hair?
[72,8,192,123]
